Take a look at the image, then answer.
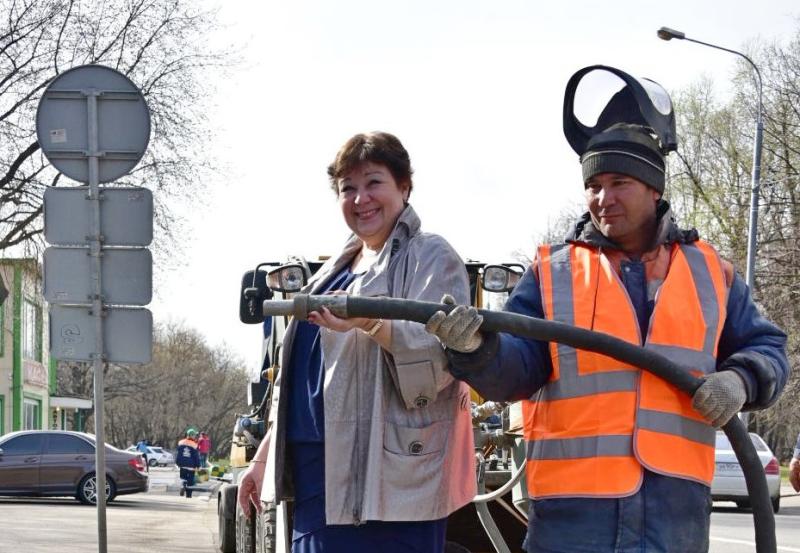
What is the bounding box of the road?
[0,468,797,552]
[0,466,221,553]
[710,486,800,553]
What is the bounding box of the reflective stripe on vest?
[522,241,727,499]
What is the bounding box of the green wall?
[12,266,22,431]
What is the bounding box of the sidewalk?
[147,465,222,495]
[780,483,800,498]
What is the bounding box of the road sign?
[44,186,153,246]
[44,247,152,305]
[49,305,153,364]
[36,65,150,184]
[37,63,153,552]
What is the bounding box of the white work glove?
[691,370,747,428]
[425,294,483,353]
[789,458,800,493]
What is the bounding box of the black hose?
[264,295,776,553]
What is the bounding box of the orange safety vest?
[522,241,727,499]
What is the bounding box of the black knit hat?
[581,123,666,194]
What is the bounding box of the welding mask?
[563,65,677,193]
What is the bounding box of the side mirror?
[0,447,4,457]
[482,264,523,293]
[239,269,272,324]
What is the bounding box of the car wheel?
[236,500,256,553]
[772,495,780,513]
[77,473,116,505]
[218,485,237,553]
[735,499,751,510]
[148,458,158,467]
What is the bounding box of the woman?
[238,131,475,552]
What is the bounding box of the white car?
[711,431,781,512]
[126,445,175,467]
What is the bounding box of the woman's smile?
[355,207,380,220]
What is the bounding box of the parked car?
[0,430,148,505]
[125,445,175,467]
[711,431,781,512]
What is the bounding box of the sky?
[148,0,800,375]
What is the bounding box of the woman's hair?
[327,131,414,195]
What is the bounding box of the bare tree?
[668,29,800,459]
[507,202,586,266]
[60,321,249,458]
[0,0,228,262]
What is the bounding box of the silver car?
[126,445,175,467]
[711,431,781,512]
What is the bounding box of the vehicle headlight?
[268,264,306,293]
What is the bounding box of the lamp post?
[658,27,764,427]
[657,26,763,291]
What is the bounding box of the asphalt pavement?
[710,485,800,553]
[1,468,798,552]
[0,466,221,553]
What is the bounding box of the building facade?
[0,259,53,434]
[1,259,93,436]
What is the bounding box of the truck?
[217,257,531,553]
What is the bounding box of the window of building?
[23,299,42,362]
[23,397,41,430]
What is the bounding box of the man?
[426,66,788,553]
[176,429,201,498]
[135,439,150,471]
[790,432,800,493]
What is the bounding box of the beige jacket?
[261,205,476,524]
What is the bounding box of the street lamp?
[657,26,763,291]
[659,27,764,427]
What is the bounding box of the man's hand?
[425,294,483,353]
[691,370,747,428]
[789,458,800,493]
[237,461,266,518]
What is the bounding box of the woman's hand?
[237,427,271,517]
[308,291,392,347]
[307,291,373,333]
[237,460,265,517]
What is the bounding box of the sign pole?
[87,88,108,553]
[37,65,152,553]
